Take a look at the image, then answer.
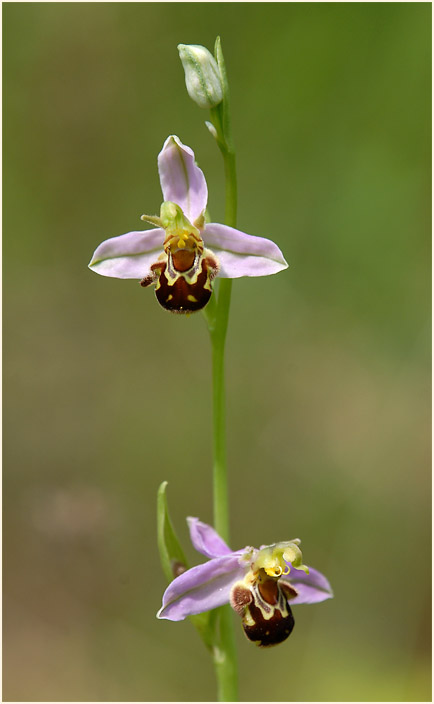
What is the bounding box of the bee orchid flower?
[89,136,288,313]
[157,518,333,647]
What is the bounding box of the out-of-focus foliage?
[3,3,431,701]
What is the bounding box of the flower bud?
[178,44,223,109]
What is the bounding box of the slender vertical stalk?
[213,604,239,702]
[209,150,238,699]
[222,150,237,227]
[211,317,230,542]
[209,140,239,704]
[210,151,236,536]
[205,37,239,702]
[208,38,238,543]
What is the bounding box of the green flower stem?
[209,154,238,698]
[207,41,239,698]
[210,313,230,542]
[210,132,237,539]
[213,604,238,702]
[208,38,238,541]
[222,149,237,227]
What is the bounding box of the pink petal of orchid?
[88,229,164,279]
[158,135,208,223]
[203,223,289,278]
[282,565,333,605]
[187,517,233,559]
[157,554,245,621]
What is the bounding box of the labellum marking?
[141,242,219,314]
[243,600,295,647]
[171,249,195,272]
[230,570,299,648]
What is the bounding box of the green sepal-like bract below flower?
[157,482,214,651]
[88,136,288,314]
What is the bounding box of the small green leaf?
[157,481,188,582]
[156,481,214,650]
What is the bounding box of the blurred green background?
[3,3,431,701]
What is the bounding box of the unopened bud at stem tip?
[178,43,223,109]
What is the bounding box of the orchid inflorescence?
[89,37,332,700]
